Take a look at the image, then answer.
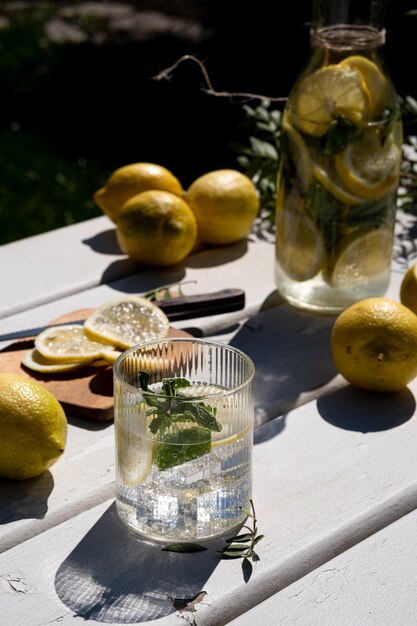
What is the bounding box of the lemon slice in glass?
[276,207,325,281]
[84,295,170,349]
[330,227,392,287]
[292,65,370,137]
[117,424,153,486]
[335,134,401,201]
[339,56,387,115]
[22,348,88,374]
[35,325,115,363]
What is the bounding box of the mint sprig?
[138,372,222,470]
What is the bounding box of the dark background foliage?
[1,0,415,244]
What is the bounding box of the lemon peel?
[282,115,313,191]
[400,262,417,315]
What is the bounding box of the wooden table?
[1,214,417,625]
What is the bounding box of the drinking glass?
[114,338,255,542]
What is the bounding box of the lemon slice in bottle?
[339,55,387,115]
[282,112,313,191]
[292,65,370,137]
[335,134,401,201]
[84,295,170,349]
[35,325,116,363]
[22,348,88,373]
[276,206,325,281]
[330,227,392,287]
[313,163,364,205]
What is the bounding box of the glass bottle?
[275,0,402,313]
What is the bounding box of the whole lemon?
[185,169,259,245]
[0,373,67,480]
[331,297,417,392]
[116,189,197,266]
[94,162,183,223]
[400,262,417,315]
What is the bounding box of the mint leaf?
[154,427,212,470]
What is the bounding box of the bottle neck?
[311,24,385,50]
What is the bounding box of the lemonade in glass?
[113,338,255,542]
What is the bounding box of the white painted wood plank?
[0,216,276,321]
[0,234,275,336]
[3,380,417,624]
[0,216,137,319]
[227,508,417,626]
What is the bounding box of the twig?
[152,54,288,103]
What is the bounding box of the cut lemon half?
[335,135,401,201]
[35,325,115,363]
[84,295,170,349]
[22,349,88,374]
[282,115,313,191]
[292,65,370,137]
[313,163,364,205]
[330,227,392,287]
[276,207,325,281]
[339,55,387,115]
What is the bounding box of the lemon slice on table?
[292,65,370,137]
[22,349,88,374]
[335,134,401,201]
[84,295,170,349]
[35,325,115,363]
[339,55,387,115]
[276,207,325,281]
[329,227,392,287]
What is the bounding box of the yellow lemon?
[331,298,417,392]
[0,373,67,479]
[84,295,170,349]
[400,262,417,315]
[339,55,387,115]
[116,190,197,266]
[93,162,183,223]
[185,169,259,245]
[292,65,370,137]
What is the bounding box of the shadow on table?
[55,502,222,623]
[317,386,416,432]
[0,471,53,523]
[229,302,339,430]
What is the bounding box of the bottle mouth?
[311,24,386,50]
